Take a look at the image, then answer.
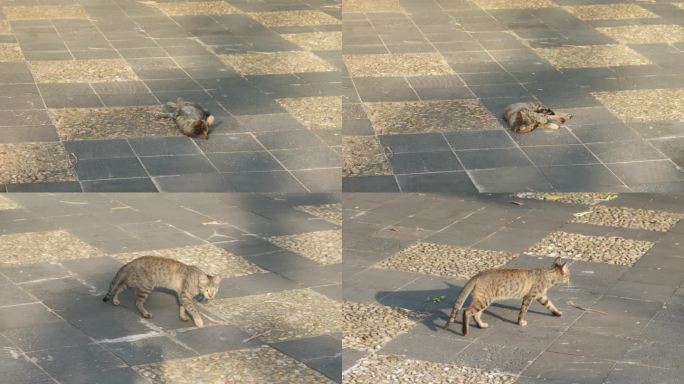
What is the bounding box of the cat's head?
[552,257,570,282]
[191,120,209,139]
[197,274,221,303]
[513,111,535,128]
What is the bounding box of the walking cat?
[442,257,569,335]
[103,256,221,327]
[166,97,215,139]
[503,102,572,133]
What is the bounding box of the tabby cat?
[166,97,215,139]
[442,257,569,335]
[503,101,572,133]
[103,256,221,327]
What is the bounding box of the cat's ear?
[553,257,563,267]
[561,264,569,275]
[199,274,209,285]
[211,275,221,284]
[515,111,524,122]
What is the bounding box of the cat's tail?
[102,265,128,303]
[205,114,215,126]
[442,278,477,330]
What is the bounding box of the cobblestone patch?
[266,230,341,265]
[563,4,657,20]
[154,1,240,16]
[343,302,417,352]
[343,136,392,177]
[281,32,342,51]
[376,243,516,278]
[248,11,341,27]
[0,44,24,62]
[344,354,518,384]
[343,0,405,12]
[597,25,684,44]
[591,89,684,123]
[472,0,556,9]
[0,20,11,34]
[2,5,88,20]
[0,196,19,210]
[219,52,336,75]
[49,107,180,140]
[134,346,334,384]
[0,142,76,184]
[205,289,342,343]
[527,231,654,266]
[571,205,684,232]
[365,100,500,134]
[344,53,454,77]
[294,204,343,226]
[534,45,650,69]
[28,59,138,83]
[513,192,618,205]
[0,230,105,266]
[277,96,342,130]
[113,244,263,278]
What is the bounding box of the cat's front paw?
[180,315,189,321]
[193,318,204,328]
[112,299,120,306]
[553,311,563,317]
[142,313,152,319]
[518,320,527,327]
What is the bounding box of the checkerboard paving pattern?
[0,0,341,192]
[0,193,342,383]
[343,193,684,383]
[342,0,684,192]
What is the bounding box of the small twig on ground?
[567,300,607,315]
[243,331,269,343]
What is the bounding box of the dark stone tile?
[522,351,614,383]
[396,172,478,193]
[174,325,260,354]
[292,169,340,192]
[270,147,339,170]
[623,338,684,370]
[604,363,684,384]
[649,137,684,168]
[523,145,598,166]
[378,133,450,154]
[608,161,684,186]
[353,77,419,102]
[29,344,123,379]
[470,83,531,99]
[570,123,642,144]
[512,127,581,146]
[272,334,340,362]
[380,333,469,363]
[0,355,52,384]
[64,139,135,160]
[99,93,159,107]
[389,151,462,174]
[81,178,158,192]
[255,130,326,150]
[0,284,35,307]
[57,367,149,384]
[0,125,60,143]
[139,155,216,176]
[540,164,626,191]
[454,342,541,373]
[223,171,307,192]
[207,151,283,172]
[75,157,148,180]
[234,113,305,133]
[103,336,195,365]
[342,175,399,192]
[548,328,634,360]
[0,262,71,284]
[2,321,92,353]
[154,173,233,192]
[587,141,666,163]
[444,130,516,150]
[0,303,62,332]
[194,133,262,153]
[456,147,532,169]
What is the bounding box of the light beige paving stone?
[0,142,76,184]
[527,231,654,266]
[3,5,88,20]
[597,25,684,44]
[344,354,517,384]
[134,346,334,384]
[113,244,263,278]
[563,4,658,20]
[0,196,20,210]
[294,204,342,226]
[366,100,500,134]
[533,45,651,69]
[249,10,340,27]
[344,53,454,77]
[0,44,24,62]
[676,3,684,11]
[49,106,180,140]
[205,288,342,342]
[281,32,341,51]
[591,89,684,123]
[266,230,341,265]
[376,243,516,278]
[28,59,138,83]
[571,205,684,232]
[343,302,418,352]
[154,1,240,16]
[513,192,619,205]
[343,0,405,13]
[343,136,392,177]
[219,51,336,75]
[472,0,556,9]
[277,96,342,130]
[0,20,12,34]
[0,230,105,266]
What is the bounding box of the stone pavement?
[342,0,684,193]
[343,192,684,383]
[0,0,341,192]
[0,193,341,383]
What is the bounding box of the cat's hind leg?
[518,295,534,326]
[538,295,562,316]
[179,305,189,322]
[180,294,204,327]
[135,287,153,319]
[111,283,127,306]
[473,311,489,329]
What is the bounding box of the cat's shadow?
[374,282,555,335]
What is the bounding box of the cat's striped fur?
[503,101,572,133]
[103,256,221,327]
[442,257,569,335]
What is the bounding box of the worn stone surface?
[534,45,650,69]
[0,230,105,266]
[343,302,417,352]
[294,204,343,226]
[266,230,342,265]
[114,244,263,278]
[591,89,684,123]
[0,196,19,210]
[344,53,454,77]
[376,243,516,278]
[155,1,240,16]
[572,205,684,232]
[3,5,88,20]
[472,0,555,9]
[281,32,342,51]
[0,44,24,62]
[277,96,342,130]
[527,231,654,266]
[343,136,392,177]
[206,289,342,342]
[597,25,684,44]
[29,59,138,83]
[563,4,657,20]
[134,346,334,384]
[0,143,76,184]
[343,0,404,12]
[249,11,341,27]
[513,193,618,205]
[219,52,336,75]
